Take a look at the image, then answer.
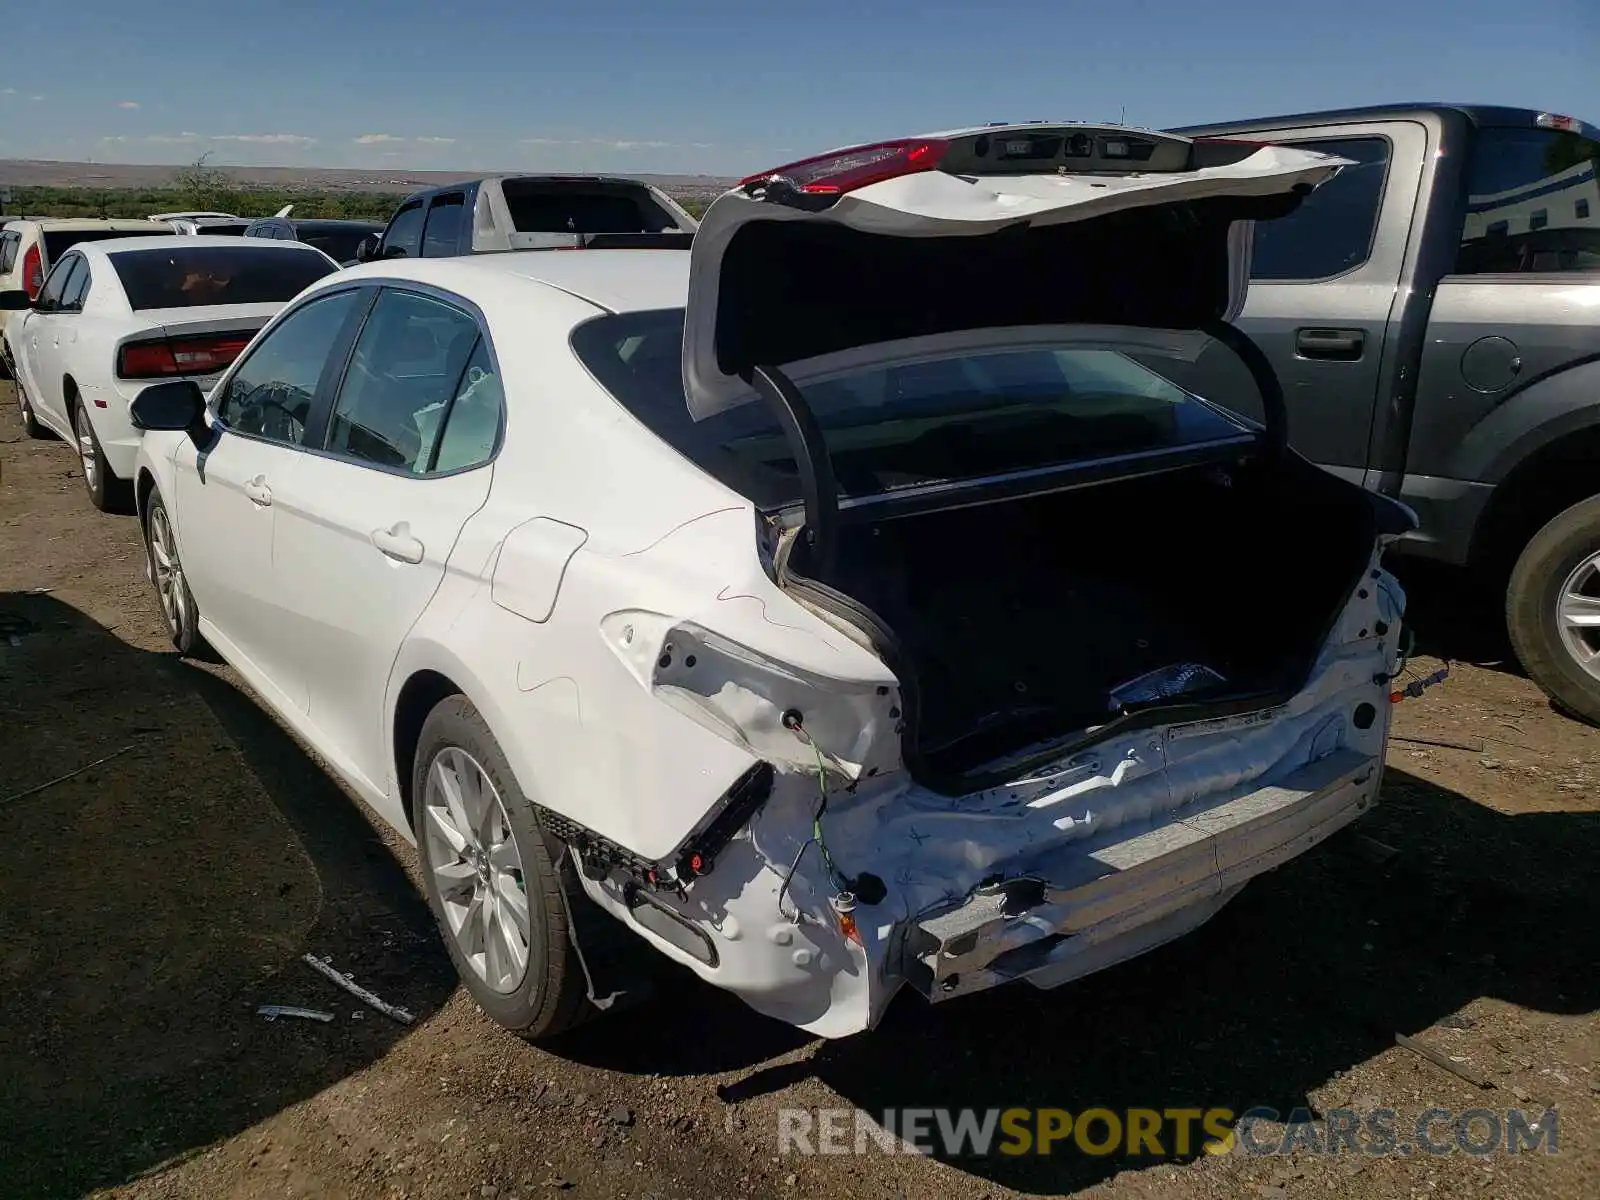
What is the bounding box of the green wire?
[808,738,847,890]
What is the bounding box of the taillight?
[21,244,42,300]
[740,138,951,196]
[117,333,253,380]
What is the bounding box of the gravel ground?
[1,381,1595,1200]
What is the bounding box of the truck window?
[1248,137,1390,282]
[381,200,426,259]
[420,193,466,257]
[1456,126,1600,275]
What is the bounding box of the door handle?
[243,475,272,507]
[372,522,425,564]
[1295,328,1365,361]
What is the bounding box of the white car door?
[173,286,367,711]
[269,286,498,794]
[17,255,83,429]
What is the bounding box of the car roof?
[13,218,173,232]
[78,233,335,258]
[1171,102,1590,138]
[338,250,691,313]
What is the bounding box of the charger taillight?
[21,244,42,300]
[741,138,951,196]
[117,332,253,380]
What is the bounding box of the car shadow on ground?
[568,763,1599,1195]
[0,592,454,1199]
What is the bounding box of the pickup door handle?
[1295,328,1365,360]
[372,522,425,565]
[243,475,272,507]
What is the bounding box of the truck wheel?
[1506,494,1600,724]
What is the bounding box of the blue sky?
[0,0,1594,176]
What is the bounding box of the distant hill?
[0,158,736,201]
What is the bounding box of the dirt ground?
[1,380,1596,1200]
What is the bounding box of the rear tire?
[412,696,595,1042]
[1506,493,1600,725]
[72,397,132,513]
[18,384,45,439]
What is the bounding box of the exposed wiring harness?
[774,713,872,936]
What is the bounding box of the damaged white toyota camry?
[130,124,1413,1040]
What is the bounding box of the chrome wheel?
[1557,550,1600,682]
[74,406,97,491]
[423,747,531,994]
[148,503,187,635]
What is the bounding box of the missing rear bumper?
[903,747,1378,1003]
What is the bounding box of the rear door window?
[379,201,425,259]
[1248,137,1391,281]
[1456,126,1600,274]
[109,245,336,309]
[324,289,488,473]
[35,255,78,311]
[0,232,19,275]
[420,194,466,257]
[59,256,92,311]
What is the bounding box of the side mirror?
[130,379,208,443]
[0,290,32,311]
[354,234,381,263]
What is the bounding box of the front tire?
[1507,493,1600,725]
[144,489,202,654]
[412,696,594,1041]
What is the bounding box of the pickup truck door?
[1146,119,1431,487]
[1405,122,1600,491]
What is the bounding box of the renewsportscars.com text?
[775,1106,1559,1159]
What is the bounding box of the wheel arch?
[392,668,464,833]
[135,467,159,530]
[1469,421,1600,582]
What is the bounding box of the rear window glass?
[110,245,337,310]
[43,228,176,259]
[502,182,676,234]
[571,310,1252,509]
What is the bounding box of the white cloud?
[212,133,316,144]
[117,100,140,109]
[353,133,455,146]
[1,88,16,95]
[28,95,44,102]
[518,136,688,151]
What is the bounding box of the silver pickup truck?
[357,174,699,261]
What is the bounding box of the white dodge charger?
[127,125,1413,1040]
[2,235,338,510]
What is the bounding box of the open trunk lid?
[682,125,1347,423]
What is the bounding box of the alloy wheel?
[423,747,532,994]
[74,406,97,492]
[1557,549,1600,682]
[148,504,187,635]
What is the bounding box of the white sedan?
[128,125,1412,1041]
[2,236,338,510]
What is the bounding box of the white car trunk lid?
[682,126,1347,421]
